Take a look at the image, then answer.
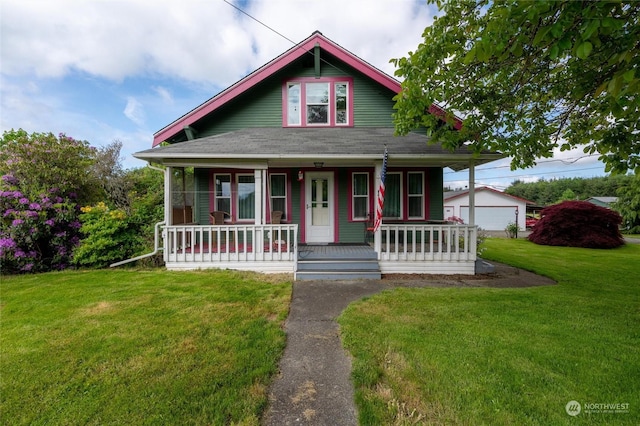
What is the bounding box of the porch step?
[295,258,381,281]
[296,271,382,280]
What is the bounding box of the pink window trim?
[209,171,233,223]
[406,171,426,221]
[267,171,293,223]
[362,168,433,222]
[282,77,354,128]
[208,169,259,224]
[347,169,374,222]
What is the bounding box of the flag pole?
[373,146,388,233]
[373,146,388,256]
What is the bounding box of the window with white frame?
[215,174,231,215]
[270,174,287,220]
[408,172,424,219]
[352,172,369,220]
[285,78,351,127]
[287,83,301,125]
[335,82,348,124]
[306,82,329,124]
[237,174,255,221]
[382,172,402,219]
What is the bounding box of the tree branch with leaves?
[392,0,639,174]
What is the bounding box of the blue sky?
[1,0,608,189]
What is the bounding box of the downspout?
[110,164,166,267]
[110,220,165,267]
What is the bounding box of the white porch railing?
[164,224,298,269]
[377,224,477,262]
[162,223,477,275]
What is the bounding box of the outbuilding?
[444,187,534,231]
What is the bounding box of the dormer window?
[284,78,353,127]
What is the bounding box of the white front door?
[305,172,334,243]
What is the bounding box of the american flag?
[372,147,388,232]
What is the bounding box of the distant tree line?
[504,175,633,206]
[505,174,640,233]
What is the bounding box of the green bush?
[73,202,142,268]
[504,222,519,238]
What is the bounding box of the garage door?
[460,206,518,231]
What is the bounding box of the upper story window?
[284,78,353,127]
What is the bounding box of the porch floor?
[297,244,376,260]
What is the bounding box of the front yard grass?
[339,239,640,425]
[1,269,291,425]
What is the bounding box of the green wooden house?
[133,31,502,278]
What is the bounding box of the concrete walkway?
[261,263,557,425]
[262,280,388,426]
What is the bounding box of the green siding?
[289,170,303,225]
[181,51,445,243]
[337,169,367,243]
[189,54,397,136]
[428,168,444,220]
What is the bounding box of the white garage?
[444,187,532,231]
[460,206,518,230]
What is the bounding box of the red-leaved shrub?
[528,201,624,249]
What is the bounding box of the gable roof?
[153,31,462,146]
[586,196,618,207]
[137,127,501,170]
[444,186,536,205]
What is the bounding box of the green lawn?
[339,238,640,425]
[1,269,292,425]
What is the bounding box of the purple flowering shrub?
[1,174,81,273]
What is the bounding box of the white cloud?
[1,0,255,85]
[1,0,610,181]
[245,0,435,76]
[152,86,173,104]
[1,0,434,86]
[124,97,145,127]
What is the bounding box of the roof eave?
[152,32,402,146]
[133,151,502,169]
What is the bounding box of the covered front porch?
[133,128,499,277]
[163,222,478,277]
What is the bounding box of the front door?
[305,172,334,243]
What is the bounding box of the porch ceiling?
[135,127,504,171]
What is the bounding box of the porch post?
[164,166,172,262]
[468,161,475,226]
[165,166,173,226]
[254,169,263,225]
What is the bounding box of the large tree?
[392,0,639,174]
[0,129,101,203]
